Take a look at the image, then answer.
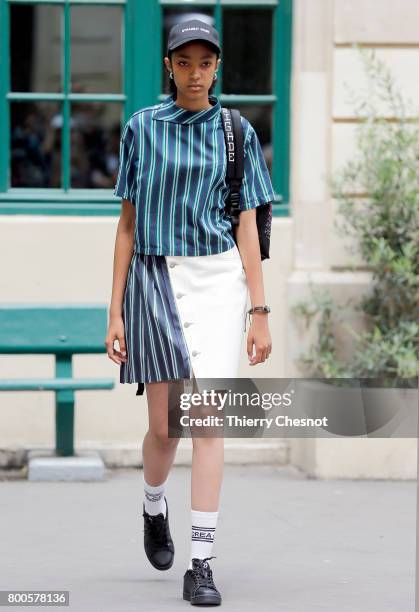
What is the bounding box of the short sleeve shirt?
[114,93,276,256]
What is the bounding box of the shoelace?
[191,556,217,590]
[143,512,168,551]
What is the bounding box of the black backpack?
[220,107,272,261]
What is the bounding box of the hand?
[246,314,272,365]
[105,315,127,365]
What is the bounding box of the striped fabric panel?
[120,253,192,385]
[240,122,276,210]
[114,94,276,256]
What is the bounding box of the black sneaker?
[183,556,222,606]
[142,496,174,570]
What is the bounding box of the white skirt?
[120,244,248,395]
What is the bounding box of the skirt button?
[176,292,183,298]
[192,350,200,357]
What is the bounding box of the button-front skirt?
[120,244,248,395]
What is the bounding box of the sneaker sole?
[183,591,221,605]
[146,550,174,571]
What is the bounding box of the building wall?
[288,0,419,360]
[287,0,418,478]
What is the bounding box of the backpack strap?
[221,107,244,226]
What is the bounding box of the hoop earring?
[213,72,218,80]
[169,71,174,79]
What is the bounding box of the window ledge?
[0,190,289,217]
[0,190,120,215]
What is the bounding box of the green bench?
[0,304,115,457]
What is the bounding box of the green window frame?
[0,0,292,216]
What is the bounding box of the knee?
[148,428,179,449]
[192,436,224,451]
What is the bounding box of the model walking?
[106,19,275,606]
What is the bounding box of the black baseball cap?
[167,19,221,56]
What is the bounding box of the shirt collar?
[153,93,221,125]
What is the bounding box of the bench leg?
[55,355,75,456]
[56,391,75,456]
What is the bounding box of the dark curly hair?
[167,43,220,99]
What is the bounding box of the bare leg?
[190,385,225,510]
[142,381,180,485]
[191,437,224,510]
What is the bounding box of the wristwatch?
[244,305,271,331]
[247,305,271,315]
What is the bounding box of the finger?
[113,352,125,364]
[107,344,121,364]
[118,335,127,357]
[105,342,115,361]
[107,351,121,365]
[247,336,254,359]
[105,339,123,364]
[253,346,267,364]
[114,348,127,362]
[248,341,258,362]
[249,346,261,365]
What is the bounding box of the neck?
[173,91,214,112]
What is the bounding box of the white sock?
[143,473,168,517]
[188,509,219,569]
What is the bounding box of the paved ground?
[0,465,415,611]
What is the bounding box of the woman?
[105,19,274,607]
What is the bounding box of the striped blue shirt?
[114,92,275,256]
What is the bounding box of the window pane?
[71,6,123,94]
[224,103,273,174]
[222,9,272,95]
[70,102,122,188]
[162,9,213,94]
[10,101,62,187]
[10,4,62,93]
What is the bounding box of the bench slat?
[0,378,114,391]
[0,304,109,353]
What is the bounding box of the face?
[164,42,221,99]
